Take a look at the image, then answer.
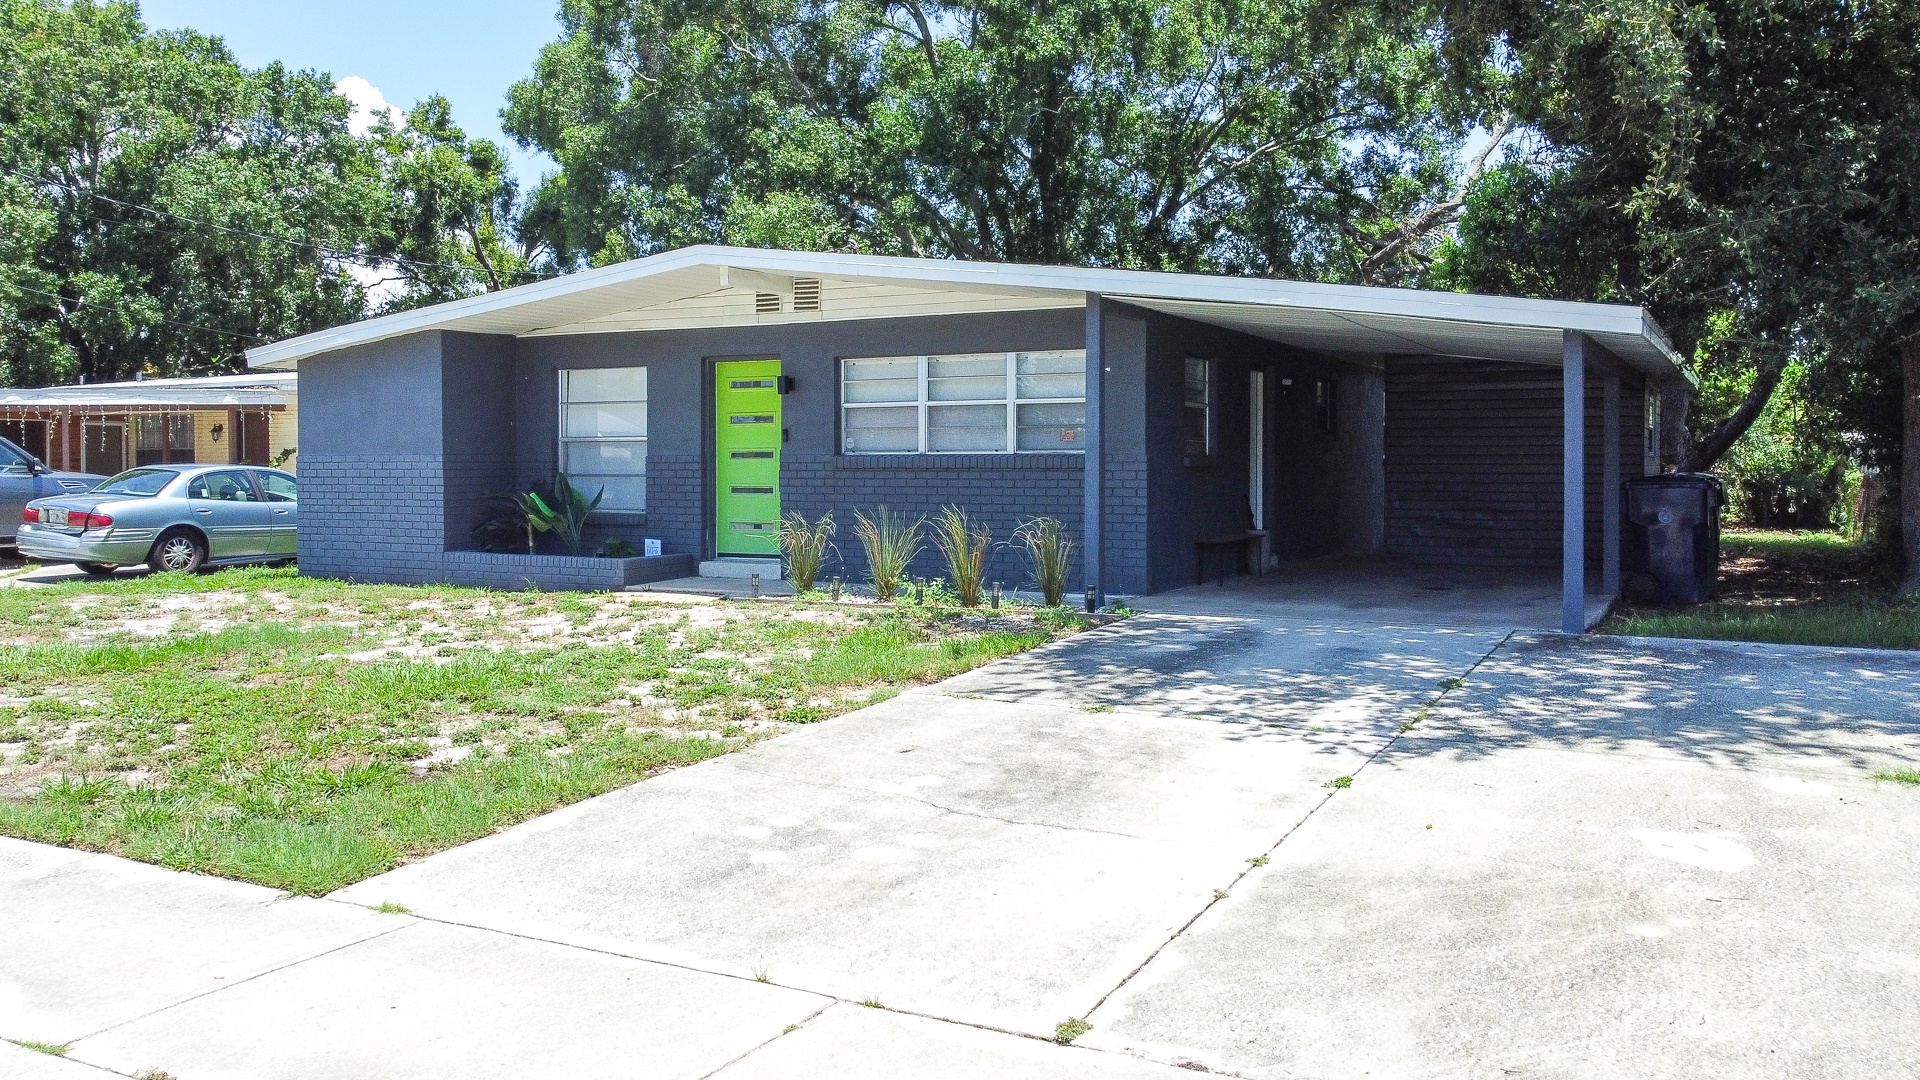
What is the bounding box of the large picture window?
[841,350,1086,455]
[559,367,648,511]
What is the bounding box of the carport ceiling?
[247,245,1689,383]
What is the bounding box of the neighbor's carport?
[1087,285,1690,631]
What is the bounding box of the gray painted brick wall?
[782,452,1084,592]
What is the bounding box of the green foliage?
[598,537,638,558]
[505,0,1490,283]
[930,506,990,607]
[1714,366,1854,529]
[1054,1018,1092,1044]
[1435,0,1920,473]
[0,0,534,386]
[1014,515,1074,607]
[853,508,924,602]
[508,473,603,556]
[778,511,836,591]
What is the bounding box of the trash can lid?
[1627,472,1724,490]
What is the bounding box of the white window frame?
[558,367,649,512]
[840,350,1087,455]
[1184,357,1215,457]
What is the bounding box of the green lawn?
[1604,528,1920,649]
[0,568,1075,895]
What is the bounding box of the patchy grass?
[1874,768,1920,786]
[0,567,1079,895]
[1054,1017,1092,1044]
[1604,528,1920,649]
[13,1039,72,1056]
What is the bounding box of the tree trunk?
[1681,354,1788,473]
[1900,337,1920,595]
[1659,383,1691,472]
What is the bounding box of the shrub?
[517,473,603,555]
[779,511,837,591]
[853,508,924,601]
[930,505,991,607]
[1014,516,1074,607]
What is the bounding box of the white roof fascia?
[0,391,291,408]
[245,244,1691,383]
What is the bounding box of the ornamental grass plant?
[853,507,924,601]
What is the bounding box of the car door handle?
[195,508,213,514]
[272,509,290,515]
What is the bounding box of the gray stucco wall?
[511,309,1093,588]
[442,333,518,554]
[1135,308,1384,593]
[295,331,449,583]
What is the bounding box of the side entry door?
[255,470,298,557]
[184,470,273,559]
[714,360,782,557]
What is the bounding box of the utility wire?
[0,163,546,283]
[0,278,266,346]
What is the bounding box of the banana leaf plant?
[491,473,603,555]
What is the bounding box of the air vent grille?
[792,278,822,311]
[755,292,781,314]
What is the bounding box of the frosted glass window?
[559,366,647,511]
[843,405,920,453]
[841,351,1085,455]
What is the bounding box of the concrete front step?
[698,558,784,580]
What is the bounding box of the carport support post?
[1603,371,1622,597]
[1562,331,1587,634]
[1083,292,1105,608]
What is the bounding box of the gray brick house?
[246,246,1690,631]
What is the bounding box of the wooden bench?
[1194,531,1267,586]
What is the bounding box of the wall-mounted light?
[210,423,224,442]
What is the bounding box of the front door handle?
[272,509,290,515]
[195,508,213,515]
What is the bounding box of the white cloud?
[334,76,404,137]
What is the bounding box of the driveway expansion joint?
[65,920,418,1045]
[1080,628,1521,1026]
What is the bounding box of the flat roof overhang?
[245,244,1692,385]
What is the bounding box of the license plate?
[45,508,68,526]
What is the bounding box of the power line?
[0,278,266,346]
[0,163,546,284]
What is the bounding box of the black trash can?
[1624,473,1726,604]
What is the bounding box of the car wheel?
[149,529,208,573]
[76,562,118,577]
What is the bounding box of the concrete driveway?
[4,584,1918,1078]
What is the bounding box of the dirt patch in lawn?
[0,566,1088,894]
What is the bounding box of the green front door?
[715,360,782,556]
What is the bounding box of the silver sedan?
[17,465,297,576]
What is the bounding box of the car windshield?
[94,468,176,497]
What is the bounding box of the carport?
[1085,287,1689,632]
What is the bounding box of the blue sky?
[138,1,562,182]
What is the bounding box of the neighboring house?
[0,373,298,476]
[246,246,1690,631]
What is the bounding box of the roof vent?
[755,292,782,314]
[792,278,822,311]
